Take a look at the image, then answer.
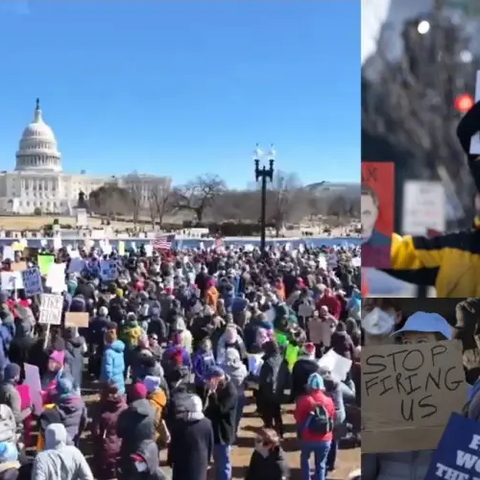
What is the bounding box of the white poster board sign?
[24,363,43,414]
[22,267,43,296]
[0,271,23,291]
[470,70,480,155]
[39,293,63,325]
[402,180,446,235]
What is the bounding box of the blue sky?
[0,1,360,188]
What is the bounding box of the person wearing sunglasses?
[245,428,290,480]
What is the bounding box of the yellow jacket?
[388,230,480,297]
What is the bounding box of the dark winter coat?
[204,378,237,446]
[290,356,321,402]
[91,396,128,471]
[64,337,85,390]
[258,351,289,404]
[245,446,290,480]
[117,398,156,456]
[169,416,214,480]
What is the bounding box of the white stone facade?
[0,100,170,214]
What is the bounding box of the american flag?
[151,234,175,251]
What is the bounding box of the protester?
[294,372,335,480]
[169,394,214,480]
[31,423,94,480]
[204,366,237,480]
[245,428,290,480]
[90,382,127,480]
[362,312,454,480]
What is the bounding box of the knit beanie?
[49,350,65,366]
[128,382,147,401]
[3,363,20,382]
[0,441,18,462]
[143,375,161,394]
[307,372,324,391]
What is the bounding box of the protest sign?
[100,259,117,281]
[37,254,55,276]
[22,267,43,296]
[318,349,352,382]
[298,302,313,318]
[0,271,23,291]
[425,413,480,480]
[11,261,26,272]
[362,340,466,453]
[39,293,63,325]
[308,319,325,344]
[361,162,394,268]
[65,312,89,328]
[46,263,66,293]
[24,363,43,415]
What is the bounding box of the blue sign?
[426,413,480,480]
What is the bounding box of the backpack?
[303,402,333,436]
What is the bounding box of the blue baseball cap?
[391,312,452,340]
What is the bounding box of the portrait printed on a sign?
[361,162,394,268]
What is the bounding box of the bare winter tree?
[266,171,304,236]
[122,172,144,226]
[89,183,133,218]
[362,11,480,219]
[148,179,173,229]
[172,174,226,224]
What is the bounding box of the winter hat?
[0,441,18,462]
[173,317,186,332]
[3,363,20,382]
[98,306,108,317]
[49,350,65,366]
[204,366,225,380]
[128,382,148,401]
[224,347,241,367]
[56,374,75,399]
[303,342,316,356]
[143,375,161,394]
[224,325,237,344]
[186,394,204,421]
[307,372,324,391]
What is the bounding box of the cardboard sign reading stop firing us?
[362,340,466,453]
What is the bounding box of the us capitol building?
[0,99,170,215]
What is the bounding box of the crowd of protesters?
[0,241,360,480]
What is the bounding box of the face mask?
[362,307,395,336]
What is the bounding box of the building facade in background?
[0,100,170,214]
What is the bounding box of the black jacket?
[169,417,214,480]
[290,357,320,402]
[245,446,290,480]
[204,378,237,445]
[258,352,289,404]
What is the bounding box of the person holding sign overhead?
[379,98,480,297]
[362,312,458,480]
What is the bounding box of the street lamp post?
[254,144,275,254]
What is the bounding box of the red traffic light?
[454,93,474,113]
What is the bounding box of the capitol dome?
[15,98,62,172]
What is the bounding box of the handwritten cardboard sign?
[362,340,466,453]
[361,162,394,268]
[425,413,480,480]
[65,312,89,328]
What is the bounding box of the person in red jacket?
[294,372,334,480]
[316,288,341,320]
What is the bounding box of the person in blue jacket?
[100,322,126,395]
